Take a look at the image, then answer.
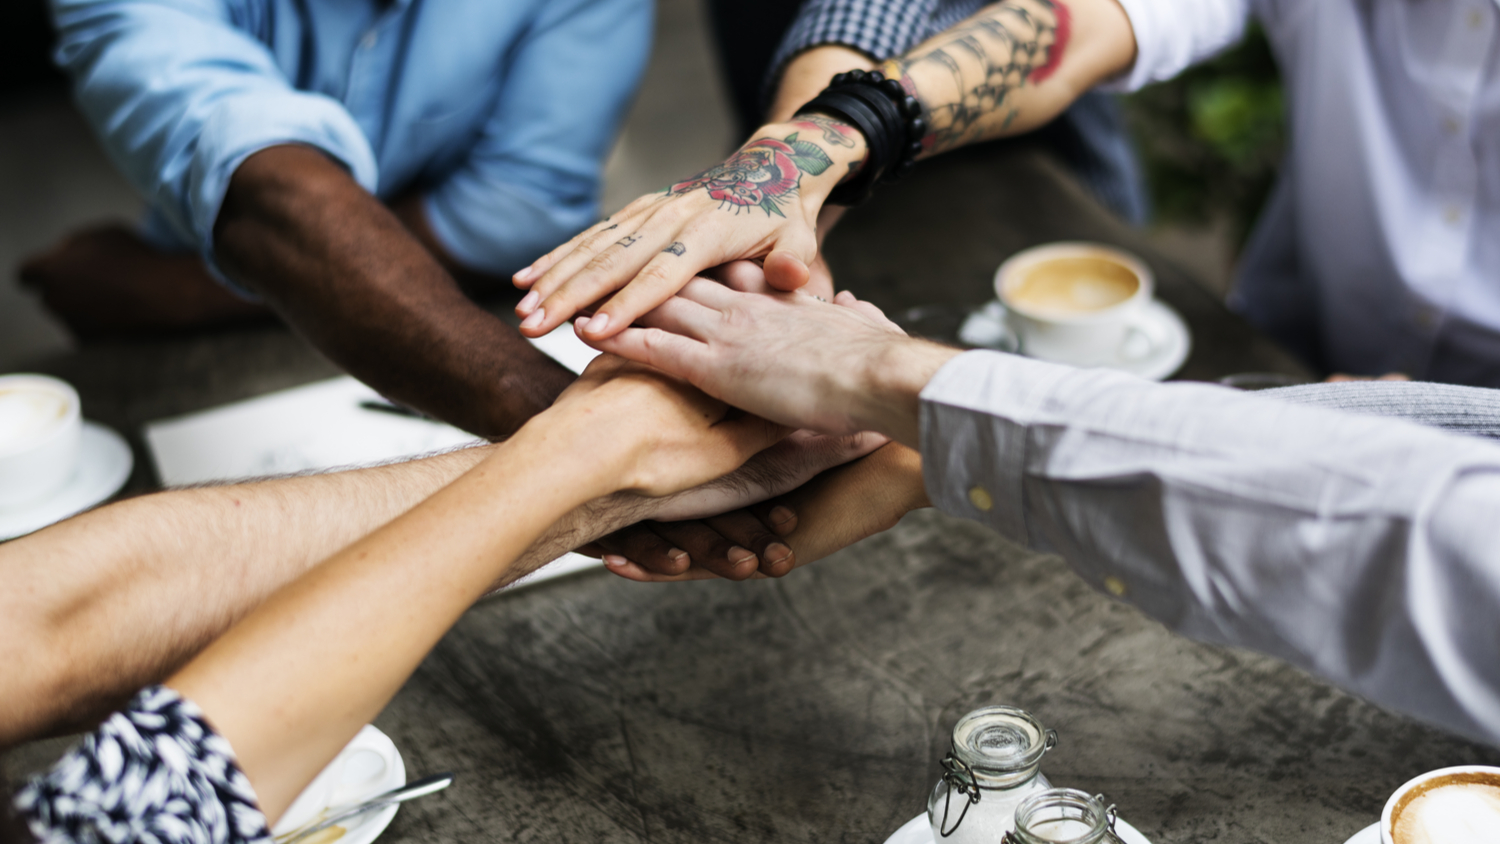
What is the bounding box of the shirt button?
[1468,9,1485,30]
[1444,205,1464,226]
[360,31,379,50]
[967,485,994,512]
[1415,306,1440,330]
[1443,116,1463,135]
[1104,576,1128,597]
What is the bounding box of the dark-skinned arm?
[215,144,575,440]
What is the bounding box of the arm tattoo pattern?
[790,114,858,148]
[667,133,833,217]
[663,241,686,256]
[885,0,1071,154]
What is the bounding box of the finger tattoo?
[617,235,642,248]
[663,241,686,256]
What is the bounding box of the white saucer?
[1342,822,1379,844]
[273,725,406,844]
[1019,299,1191,382]
[883,811,1156,844]
[0,421,133,541]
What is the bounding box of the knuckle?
[583,248,624,276]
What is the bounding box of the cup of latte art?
[0,374,82,510]
[994,243,1153,367]
[1381,766,1500,844]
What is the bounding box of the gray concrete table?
[12,145,1498,843]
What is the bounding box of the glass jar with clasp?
[1001,788,1123,844]
[928,705,1058,842]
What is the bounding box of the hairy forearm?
[0,445,653,749]
[167,432,610,821]
[0,446,492,747]
[215,145,573,439]
[883,0,1136,155]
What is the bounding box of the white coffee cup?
[994,242,1154,366]
[1380,765,1500,844]
[0,374,82,511]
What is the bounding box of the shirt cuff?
[918,350,1073,545]
[189,92,379,290]
[1100,0,1251,93]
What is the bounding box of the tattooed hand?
[511,119,866,342]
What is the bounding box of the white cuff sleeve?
[1103,0,1253,92]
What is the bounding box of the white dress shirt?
[1111,0,1500,385]
[919,351,1500,746]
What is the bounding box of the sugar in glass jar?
[927,705,1058,842]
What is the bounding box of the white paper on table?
[144,324,604,591]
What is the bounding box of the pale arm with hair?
[0,385,835,748]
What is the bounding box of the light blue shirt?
[50,0,653,279]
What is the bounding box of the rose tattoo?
[669,133,833,217]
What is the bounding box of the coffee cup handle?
[1120,315,1166,362]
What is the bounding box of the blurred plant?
[1124,25,1285,249]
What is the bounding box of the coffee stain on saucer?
[298,826,346,844]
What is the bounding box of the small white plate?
[1343,822,1379,844]
[272,725,406,844]
[0,421,133,541]
[883,811,1157,844]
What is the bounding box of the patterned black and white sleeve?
[13,686,272,844]
[765,0,986,92]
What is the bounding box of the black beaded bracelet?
[793,69,926,206]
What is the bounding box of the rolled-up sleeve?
[421,0,651,276]
[919,350,1500,746]
[1106,0,1253,90]
[51,0,378,265]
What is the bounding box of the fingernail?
[765,543,793,567]
[728,546,756,567]
[603,554,628,568]
[668,548,689,565]
[519,307,546,332]
[583,312,610,336]
[573,316,590,335]
[769,506,796,528]
[514,264,538,283]
[516,290,539,314]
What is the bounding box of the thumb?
[763,224,819,291]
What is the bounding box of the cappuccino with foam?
[1389,771,1500,844]
[1005,257,1140,318]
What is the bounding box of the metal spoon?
[274,772,455,844]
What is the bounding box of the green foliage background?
[1122,27,1285,248]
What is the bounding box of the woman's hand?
[528,354,789,501]
[578,279,959,446]
[512,119,866,342]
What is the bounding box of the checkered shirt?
[767,0,988,89]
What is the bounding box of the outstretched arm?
[165,356,783,823]
[512,0,1136,340]
[585,281,1500,748]
[0,388,817,748]
[217,146,574,439]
